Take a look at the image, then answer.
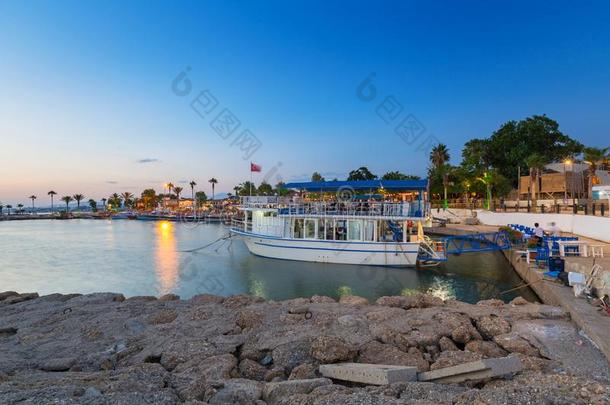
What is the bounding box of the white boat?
[230,180,445,266]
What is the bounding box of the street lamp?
[564,159,572,204]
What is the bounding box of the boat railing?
[230,218,252,232]
[276,201,425,218]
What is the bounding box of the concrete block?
[418,356,522,384]
[319,363,418,385]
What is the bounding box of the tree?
[233,185,242,197]
[381,171,420,180]
[208,178,218,200]
[17,203,23,213]
[101,198,107,210]
[525,153,547,212]
[477,172,494,210]
[48,190,57,212]
[0,204,3,216]
[430,144,450,169]
[61,196,73,212]
[240,181,256,196]
[189,180,197,203]
[29,195,37,212]
[121,192,134,208]
[311,172,325,182]
[173,187,183,200]
[6,204,12,215]
[166,183,175,197]
[140,189,157,210]
[195,191,207,208]
[108,193,122,209]
[275,181,290,196]
[88,199,98,212]
[583,146,610,210]
[258,181,274,195]
[73,194,84,210]
[347,167,377,181]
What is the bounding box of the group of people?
[532,221,561,246]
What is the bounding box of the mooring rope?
[179,233,233,253]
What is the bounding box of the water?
[0,220,537,303]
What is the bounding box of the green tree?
[173,187,183,201]
[121,192,134,208]
[208,178,218,200]
[195,191,207,208]
[189,180,197,202]
[347,167,377,181]
[108,193,122,210]
[6,204,12,215]
[525,153,547,212]
[140,189,157,210]
[29,195,37,212]
[381,171,420,180]
[258,181,274,195]
[430,144,450,169]
[240,181,256,196]
[583,146,610,210]
[311,172,325,182]
[0,203,3,216]
[61,196,73,212]
[275,181,290,196]
[73,194,84,210]
[88,199,98,212]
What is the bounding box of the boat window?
[325,219,335,240]
[335,220,347,241]
[293,219,304,238]
[263,211,277,217]
[317,219,325,239]
[347,220,362,241]
[378,221,392,242]
[304,219,316,239]
[364,220,375,242]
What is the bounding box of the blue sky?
[1,0,609,205]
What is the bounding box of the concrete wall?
[475,211,610,243]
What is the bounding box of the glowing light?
[155,221,177,294]
[564,159,572,165]
[160,221,170,230]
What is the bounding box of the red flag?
[250,162,262,172]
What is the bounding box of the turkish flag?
[250,162,262,172]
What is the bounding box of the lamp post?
[564,159,572,204]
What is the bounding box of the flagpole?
[250,163,253,196]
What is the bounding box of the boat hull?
[231,229,420,266]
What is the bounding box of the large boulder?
[475,315,511,339]
[239,358,267,381]
[358,341,429,371]
[493,333,541,357]
[263,378,332,405]
[339,295,369,306]
[310,336,357,363]
[465,340,508,358]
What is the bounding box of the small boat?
[230,180,445,266]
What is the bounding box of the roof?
[283,179,428,192]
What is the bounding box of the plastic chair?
[536,247,550,267]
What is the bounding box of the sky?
[1,0,609,205]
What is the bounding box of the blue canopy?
[283,179,428,192]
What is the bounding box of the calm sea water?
[0,219,537,303]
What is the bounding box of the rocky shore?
[1,291,610,404]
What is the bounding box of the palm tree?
[430,144,450,169]
[167,183,175,197]
[208,178,218,200]
[88,199,98,212]
[525,153,547,212]
[477,172,494,210]
[121,192,134,209]
[61,196,73,212]
[6,204,12,215]
[101,198,107,210]
[189,181,197,211]
[29,195,37,212]
[173,186,183,201]
[73,194,84,210]
[583,146,610,211]
[48,190,57,212]
[108,193,122,209]
[0,203,4,216]
[233,185,241,197]
[17,203,24,214]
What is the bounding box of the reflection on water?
[154,221,178,294]
[0,220,538,303]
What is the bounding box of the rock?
[260,354,274,366]
[191,293,224,304]
[375,294,443,309]
[235,308,264,329]
[0,291,19,301]
[475,315,511,339]
[264,367,286,382]
[337,315,364,327]
[439,336,459,352]
[358,341,429,372]
[476,299,505,307]
[510,296,530,305]
[84,387,103,398]
[310,336,356,363]
[207,379,263,404]
[493,333,541,357]
[465,340,508,358]
[223,294,264,309]
[289,363,318,380]
[158,293,180,301]
[430,350,483,370]
[310,295,335,303]
[0,327,17,337]
[451,324,482,344]
[272,340,314,371]
[3,292,39,305]
[512,353,551,371]
[172,354,237,400]
[288,305,310,314]
[239,359,268,381]
[125,295,157,302]
[147,309,178,325]
[339,295,369,306]
[262,378,332,404]
[39,357,77,372]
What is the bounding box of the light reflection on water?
[0,219,537,303]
